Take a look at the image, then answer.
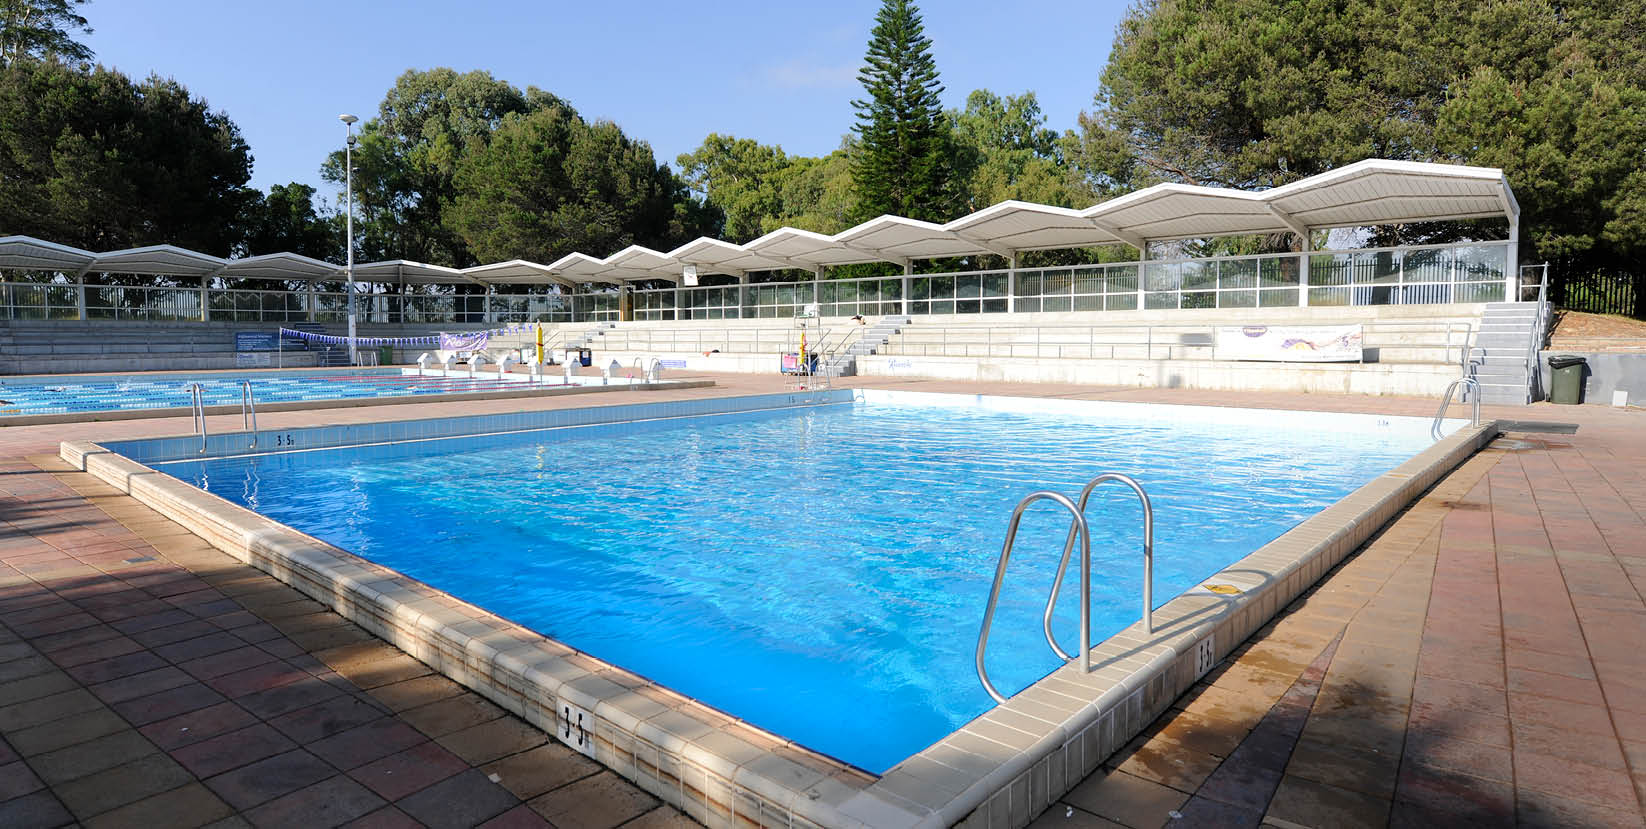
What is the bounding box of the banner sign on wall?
[235,332,278,352]
[439,331,490,352]
[1214,324,1364,362]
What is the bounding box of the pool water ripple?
[156,400,1429,772]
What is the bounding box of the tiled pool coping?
[59,392,1497,829]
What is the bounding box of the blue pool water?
[153,398,1432,772]
[0,370,552,416]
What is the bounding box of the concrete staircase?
[822,315,911,377]
[1468,302,1543,405]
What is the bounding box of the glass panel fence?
[1,283,79,320]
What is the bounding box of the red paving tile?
[5,374,1646,827]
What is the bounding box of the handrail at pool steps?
[976,491,1090,705]
[1432,377,1481,441]
[240,380,257,450]
[976,473,1157,704]
[186,382,206,453]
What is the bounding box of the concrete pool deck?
[1,368,1643,827]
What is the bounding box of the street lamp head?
[339,113,359,125]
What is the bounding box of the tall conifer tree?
[850,0,953,223]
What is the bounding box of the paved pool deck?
[1,369,1642,828]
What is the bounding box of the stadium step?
[823,315,911,376]
[1463,302,1545,406]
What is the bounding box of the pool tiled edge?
[59,395,1497,829]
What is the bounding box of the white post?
[1506,218,1520,302]
[307,280,317,321]
[738,273,750,319]
[76,278,87,321]
[1299,232,1312,307]
[902,262,913,317]
[484,285,495,323]
[340,114,359,365]
[199,275,209,322]
[1006,256,1018,314]
[1136,243,1148,311]
[812,268,823,310]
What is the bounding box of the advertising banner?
[1214,324,1364,362]
[439,331,490,352]
[235,332,279,352]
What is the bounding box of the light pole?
[339,113,359,365]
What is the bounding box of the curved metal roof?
[0,160,1517,286]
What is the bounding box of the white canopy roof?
[0,160,1517,286]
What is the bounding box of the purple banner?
[440,331,490,351]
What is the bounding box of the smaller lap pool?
[0,368,663,418]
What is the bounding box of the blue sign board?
[235,332,279,352]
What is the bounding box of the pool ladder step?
[975,473,1154,704]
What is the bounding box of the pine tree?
[850,0,953,223]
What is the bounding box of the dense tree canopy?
[0,0,90,67]
[851,0,954,222]
[1082,0,1646,270]
[448,102,710,264]
[320,68,544,267]
[0,59,257,256]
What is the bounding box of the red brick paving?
[2,371,1644,827]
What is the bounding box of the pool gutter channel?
[60,397,1497,829]
[4,377,713,427]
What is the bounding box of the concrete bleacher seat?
[0,319,490,374]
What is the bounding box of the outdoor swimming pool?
[147,391,1443,773]
[0,368,615,417]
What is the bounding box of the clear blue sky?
[80,1,1126,200]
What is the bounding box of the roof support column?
[1136,243,1148,312]
[1006,255,1018,314]
[812,268,823,312]
[483,284,495,324]
[1299,232,1312,308]
[737,273,750,320]
[565,283,578,324]
[1506,216,1520,302]
[75,277,86,321]
[901,262,913,318]
[307,280,317,322]
[199,275,209,322]
[673,281,683,322]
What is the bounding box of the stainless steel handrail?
[976,491,1091,705]
[1043,473,1156,656]
[240,380,257,449]
[1432,377,1481,440]
[186,383,207,453]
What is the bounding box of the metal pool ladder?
[240,380,258,449]
[975,473,1155,704]
[1431,377,1481,440]
[186,383,207,453]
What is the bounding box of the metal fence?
[1552,272,1644,318]
[0,240,1514,325]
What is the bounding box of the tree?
[447,104,711,265]
[240,183,339,261]
[676,134,791,243]
[0,60,256,257]
[850,0,955,222]
[949,90,1086,210]
[1081,0,1646,271]
[0,0,91,67]
[320,68,549,266]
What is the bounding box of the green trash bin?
[1548,354,1586,404]
[377,344,394,366]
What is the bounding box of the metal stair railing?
[1432,377,1481,440]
